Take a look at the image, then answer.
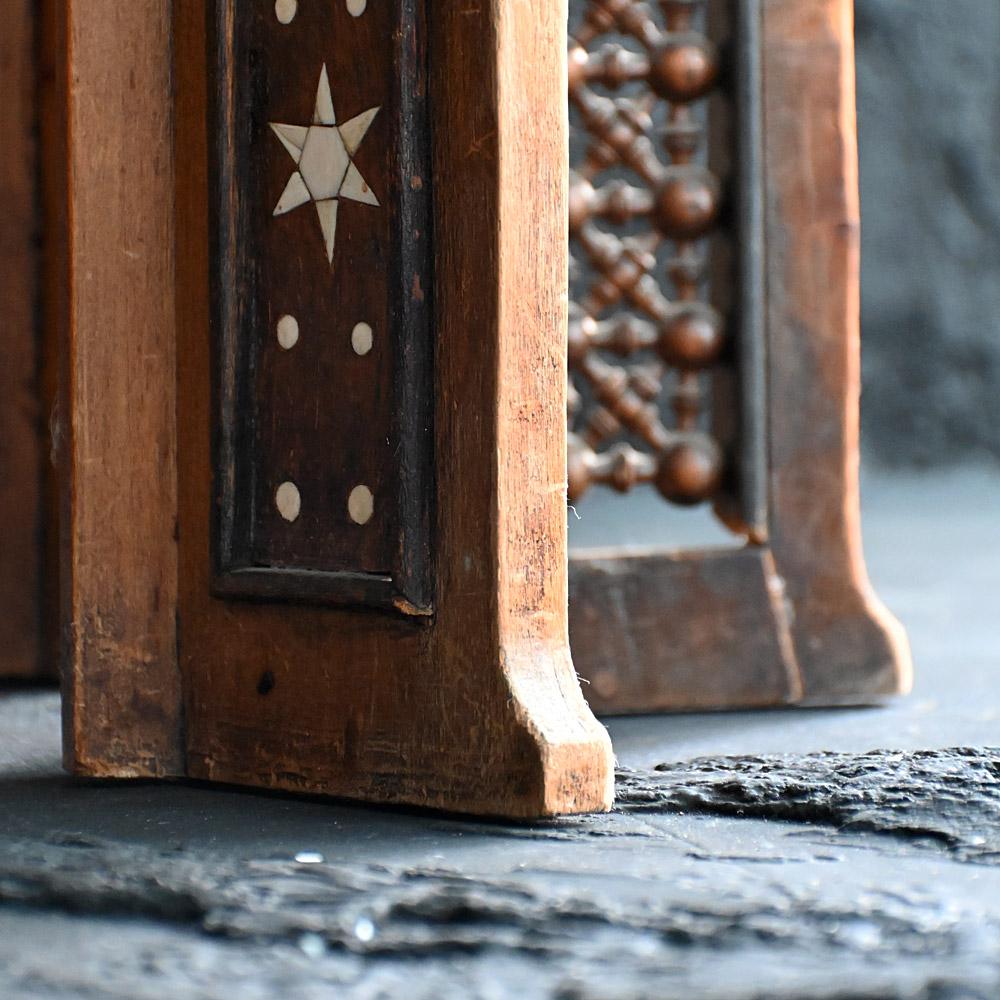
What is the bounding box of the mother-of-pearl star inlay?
[270,64,380,266]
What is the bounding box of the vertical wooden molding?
[0,0,44,678]
[425,0,615,813]
[483,0,614,812]
[61,0,183,774]
[762,0,912,701]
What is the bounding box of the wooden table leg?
[59,0,612,817]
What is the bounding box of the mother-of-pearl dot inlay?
[269,65,381,267]
[346,0,368,15]
[348,485,374,525]
[351,321,373,356]
[276,481,302,522]
[274,0,297,24]
[276,314,300,350]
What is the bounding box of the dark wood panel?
[210,0,432,613]
[0,0,45,678]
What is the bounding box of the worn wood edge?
[500,640,614,815]
[443,0,612,815]
[762,0,911,705]
[796,0,911,703]
[569,546,802,715]
[60,0,184,778]
[0,0,46,679]
[822,0,912,701]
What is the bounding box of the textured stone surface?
[621,748,1000,863]
[2,470,998,1000]
[4,752,1000,999]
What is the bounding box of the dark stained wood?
[65,0,612,817]
[209,0,433,612]
[38,0,67,686]
[0,0,46,679]
[569,0,911,712]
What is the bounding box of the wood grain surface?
[571,547,801,714]
[761,0,912,702]
[60,0,184,775]
[64,0,612,817]
[0,0,45,678]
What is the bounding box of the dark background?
[856,0,1000,466]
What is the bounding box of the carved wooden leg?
[566,0,911,712]
[761,0,912,704]
[59,0,612,817]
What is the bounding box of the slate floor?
[1,467,998,1000]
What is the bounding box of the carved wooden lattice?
[567,0,728,507]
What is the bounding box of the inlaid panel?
[209,0,432,612]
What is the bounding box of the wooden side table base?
[58,0,612,818]
[565,0,911,713]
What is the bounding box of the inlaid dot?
[276,481,302,522]
[274,0,298,24]
[346,0,367,16]
[351,321,373,356]
[348,485,374,525]
[277,314,299,350]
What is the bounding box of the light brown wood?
[762,0,912,702]
[60,0,183,773]
[0,0,45,679]
[64,0,613,817]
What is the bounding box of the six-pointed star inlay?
[270,64,380,266]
